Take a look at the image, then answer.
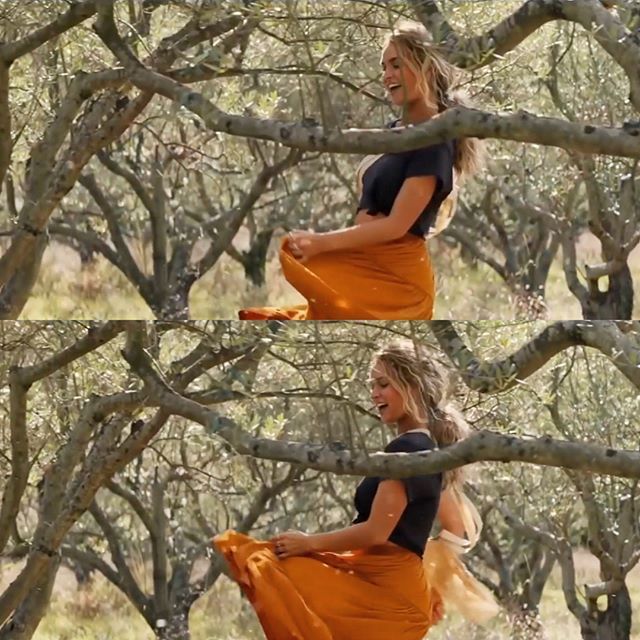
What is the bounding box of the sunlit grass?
[21,235,639,320]
[22,556,640,640]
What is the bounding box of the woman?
[213,341,498,639]
[239,20,484,320]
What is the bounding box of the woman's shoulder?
[410,138,456,155]
[385,431,436,453]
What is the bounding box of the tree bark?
[583,263,634,320]
[508,607,547,640]
[242,229,275,287]
[150,286,192,321]
[580,580,633,640]
[0,557,60,640]
[155,611,191,640]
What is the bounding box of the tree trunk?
[155,612,190,640]
[0,557,60,640]
[513,287,548,319]
[507,603,547,640]
[242,229,274,287]
[596,582,632,640]
[514,233,558,320]
[580,581,632,640]
[150,286,191,320]
[583,263,634,320]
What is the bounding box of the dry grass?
[20,234,640,320]
[0,549,636,640]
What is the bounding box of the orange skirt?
[213,530,442,640]
[239,235,435,320]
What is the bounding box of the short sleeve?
[404,143,453,191]
[357,191,375,212]
[384,434,441,503]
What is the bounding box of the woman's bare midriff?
[354,209,387,225]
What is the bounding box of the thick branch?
[13,322,125,384]
[0,62,10,195]
[562,0,640,113]
[125,68,640,158]
[411,0,562,67]
[0,91,153,318]
[0,323,123,552]
[431,320,640,392]
[171,403,640,480]
[76,173,153,301]
[411,0,640,112]
[0,373,29,553]
[0,1,99,63]
[119,332,640,480]
[91,6,640,158]
[88,501,149,617]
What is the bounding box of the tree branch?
[88,500,150,618]
[121,68,640,158]
[92,4,640,158]
[0,62,10,197]
[431,320,640,391]
[0,1,99,64]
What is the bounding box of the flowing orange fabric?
[238,235,435,320]
[213,530,443,640]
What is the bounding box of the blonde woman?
[214,341,498,639]
[240,20,484,320]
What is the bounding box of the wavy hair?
[383,19,486,183]
[373,339,470,488]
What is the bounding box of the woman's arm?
[320,175,436,251]
[272,479,408,556]
[289,175,437,261]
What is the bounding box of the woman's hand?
[271,530,314,559]
[287,230,323,263]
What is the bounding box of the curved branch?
[120,335,640,480]
[60,544,150,620]
[430,320,640,392]
[125,68,640,158]
[88,501,149,617]
[0,62,10,195]
[195,147,302,276]
[93,3,640,158]
[0,1,99,64]
[48,223,130,276]
[410,0,640,112]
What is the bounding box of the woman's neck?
[396,421,429,436]
[401,100,438,126]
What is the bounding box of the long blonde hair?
[383,20,485,183]
[373,340,470,488]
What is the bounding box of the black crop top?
[357,125,456,238]
[352,431,442,557]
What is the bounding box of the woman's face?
[370,360,409,425]
[381,42,422,107]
